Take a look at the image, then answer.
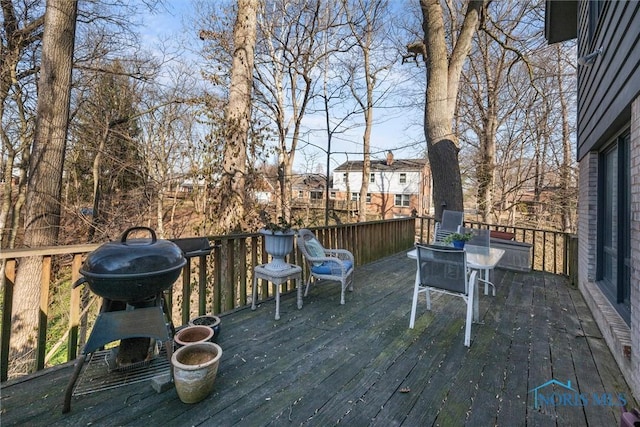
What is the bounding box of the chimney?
[386,151,394,165]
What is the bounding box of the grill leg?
[62,354,87,414]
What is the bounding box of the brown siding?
[577,1,640,159]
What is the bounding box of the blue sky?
[138,1,427,174]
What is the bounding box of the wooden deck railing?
[0,217,576,382]
[0,218,415,381]
[415,216,578,279]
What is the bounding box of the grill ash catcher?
[62,227,212,413]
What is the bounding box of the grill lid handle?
[121,226,157,245]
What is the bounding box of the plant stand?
[252,264,303,320]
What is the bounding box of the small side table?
[252,264,303,320]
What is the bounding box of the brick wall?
[576,96,639,400]
[578,152,598,282]
[631,96,640,397]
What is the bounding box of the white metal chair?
[462,227,496,296]
[433,210,464,243]
[297,229,355,305]
[409,244,478,347]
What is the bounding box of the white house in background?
[332,151,431,219]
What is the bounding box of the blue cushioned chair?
[297,229,355,305]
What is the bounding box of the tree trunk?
[421,0,483,220]
[217,0,257,233]
[156,190,165,238]
[477,78,497,223]
[0,5,43,250]
[10,0,77,375]
[88,123,108,242]
[557,47,573,233]
[358,132,371,221]
[358,44,373,222]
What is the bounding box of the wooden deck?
[1,251,635,426]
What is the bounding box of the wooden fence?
[415,216,577,279]
[0,218,415,381]
[0,217,575,382]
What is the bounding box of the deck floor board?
[1,251,636,426]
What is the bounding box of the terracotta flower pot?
[189,315,221,342]
[174,325,214,347]
[171,342,222,404]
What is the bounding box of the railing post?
[181,261,192,326]
[67,253,83,361]
[198,255,207,315]
[1,260,16,382]
[213,241,223,315]
[237,238,248,305]
[37,256,52,371]
[567,234,579,285]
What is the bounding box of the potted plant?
[443,232,473,249]
[259,212,303,271]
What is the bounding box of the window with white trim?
[394,194,410,207]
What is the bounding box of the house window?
[394,194,410,207]
[588,0,605,42]
[399,173,407,184]
[297,190,304,198]
[351,192,360,201]
[366,193,371,203]
[330,191,336,199]
[342,173,347,182]
[598,132,630,324]
[370,173,375,183]
[310,191,322,200]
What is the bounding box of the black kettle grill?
[63,227,189,413]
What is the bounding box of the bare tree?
[555,44,576,233]
[10,0,78,374]
[343,0,395,222]
[1,1,44,250]
[69,60,146,242]
[216,0,258,232]
[316,0,354,226]
[136,69,201,238]
[421,0,484,219]
[457,0,535,222]
[253,0,330,221]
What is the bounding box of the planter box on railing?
[490,238,532,272]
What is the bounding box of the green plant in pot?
[259,212,303,270]
[442,232,473,249]
[259,212,303,234]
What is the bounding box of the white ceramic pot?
[260,229,295,271]
[171,342,222,404]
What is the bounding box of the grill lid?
[81,227,185,277]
